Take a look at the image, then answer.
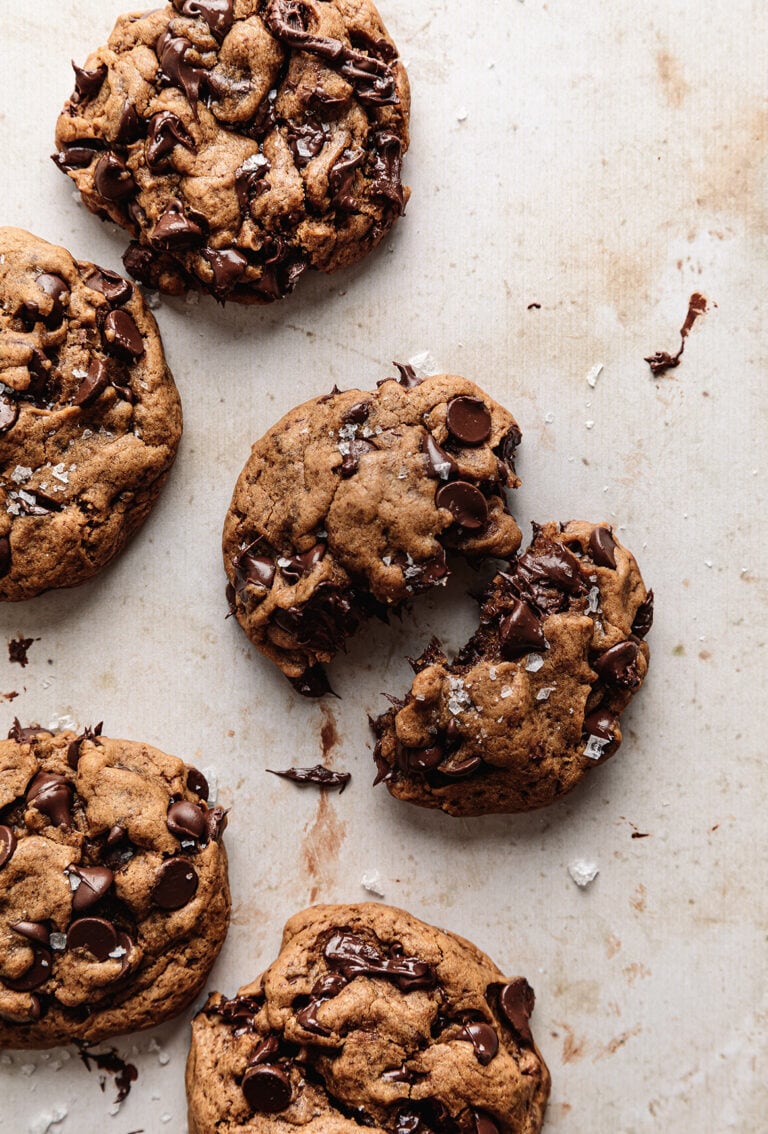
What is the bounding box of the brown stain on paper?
[630,883,647,913]
[320,704,339,758]
[556,1022,588,1065]
[656,50,690,108]
[301,791,347,904]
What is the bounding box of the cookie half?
[187,902,550,1133]
[0,723,229,1047]
[0,227,182,601]
[372,521,653,815]
[53,0,410,303]
[222,370,523,694]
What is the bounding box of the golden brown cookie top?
[0,723,229,1047]
[187,903,550,1133]
[222,370,523,693]
[373,521,653,815]
[54,0,411,302]
[0,227,182,601]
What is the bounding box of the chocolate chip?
[498,424,523,468]
[102,309,144,360]
[589,526,617,569]
[497,978,535,1046]
[115,100,143,145]
[146,111,196,171]
[369,131,405,209]
[105,824,127,847]
[278,542,326,582]
[435,482,488,530]
[267,765,351,792]
[473,1112,500,1134]
[242,1064,292,1114]
[4,931,52,992]
[11,921,49,947]
[515,539,586,614]
[151,200,205,249]
[156,31,206,111]
[393,361,421,389]
[187,767,209,799]
[201,247,248,300]
[235,153,270,213]
[172,0,234,41]
[167,800,206,840]
[71,61,107,104]
[250,1035,281,1064]
[499,598,547,658]
[0,825,16,869]
[74,358,110,407]
[235,551,275,593]
[438,754,483,779]
[82,266,133,307]
[67,918,118,962]
[446,397,492,445]
[287,120,327,167]
[52,140,104,171]
[422,434,457,480]
[26,772,73,828]
[593,639,641,689]
[0,397,18,435]
[0,536,10,578]
[288,665,337,699]
[460,1022,499,1065]
[398,745,444,773]
[340,438,375,477]
[70,866,114,913]
[632,590,654,639]
[35,273,69,329]
[152,857,199,909]
[324,932,437,992]
[341,400,371,424]
[94,153,136,202]
[8,720,52,743]
[122,242,158,286]
[582,707,620,759]
[66,722,104,769]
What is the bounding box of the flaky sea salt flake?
[568,860,599,888]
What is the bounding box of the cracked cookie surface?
[53,0,410,303]
[372,521,653,815]
[0,227,182,601]
[0,723,229,1047]
[187,902,550,1133]
[222,370,523,695]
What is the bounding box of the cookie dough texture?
[54,0,411,303]
[187,903,550,1133]
[0,724,229,1047]
[373,521,653,816]
[0,227,182,602]
[223,371,523,694]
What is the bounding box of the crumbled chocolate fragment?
[8,635,36,667]
[593,639,642,689]
[496,978,535,1046]
[267,765,350,792]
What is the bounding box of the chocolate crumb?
[77,1041,139,1103]
[8,635,38,667]
[645,292,708,376]
[267,765,351,793]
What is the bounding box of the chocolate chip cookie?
[0,228,182,602]
[187,902,550,1133]
[0,722,229,1047]
[372,521,653,816]
[53,0,410,303]
[222,370,523,695]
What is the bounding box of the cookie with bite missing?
[0,227,182,601]
[222,369,524,695]
[0,721,229,1047]
[372,521,653,815]
[53,0,410,303]
[187,902,550,1133]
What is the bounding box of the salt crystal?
[49,933,67,952]
[108,946,127,960]
[488,666,497,680]
[500,685,513,699]
[584,735,609,761]
[585,420,595,430]
[28,1105,68,1133]
[72,368,88,380]
[11,466,33,484]
[525,654,544,673]
[382,556,392,566]
[536,686,555,702]
[67,873,82,892]
[407,350,440,378]
[544,412,554,424]
[21,1063,36,1076]
[568,860,599,888]
[361,870,386,897]
[587,586,601,614]
[200,767,219,803]
[586,363,603,388]
[456,107,468,122]
[47,713,77,732]
[144,290,161,309]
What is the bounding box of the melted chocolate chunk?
[278,542,326,582]
[473,1112,500,1134]
[242,1063,292,1113]
[171,0,234,41]
[204,805,228,844]
[435,481,488,530]
[151,200,205,249]
[340,437,375,476]
[369,131,404,210]
[0,396,19,434]
[497,423,522,468]
[102,309,144,360]
[436,754,483,779]
[152,857,199,909]
[74,358,109,407]
[66,722,103,769]
[287,120,327,167]
[202,247,248,300]
[0,536,10,578]
[0,825,17,869]
[121,242,158,286]
[397,744,444,773]
[70,866,115,913]
[4,929,52,992]
[71,61,107,105]
[496,978,535,1046]
[8,720,53,743]
[94,153,136,202]
[288,665,337,699]
[26,772,73,828]
[582,707,620,758]
[422,434,457,480]
[589,526,617,569]
[325,932,437,992]
[499,598,547,658]
[445,397,492,446]
[77,1044,139,1104]
[82,266,133,307]
[459,1021,499,1065]
[329,148,365,209]
[32,273,69,329]
[272,584,358,655]
[593,639,641,689]
[115,101,143,145]
[515,539,586,614]
[393,361,421,389]
[167,800,207,840]
[235,153,271,213]
[146,111,196,171]
[12,921,50,947]
[632,589,654,639]
[187,767,209,799]
[156,31,206,111]
[67,917,118,962]
[52,140,104,171]
[235,549,276,594]
[268,765,350,792]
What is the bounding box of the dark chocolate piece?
[459,1021,499,1065]
[499,599,547,658]
[66,722,104,770]
[588,526,617,569]
[0,825,17,869]
[71,61,107,105]
[632,590,654,639]
[94,153,136,202]
[496,978,535,1046]
[151,200,205,249]
[593,639,641,689]
[267,765,350,792]
[445,396,492,445]
[242,1064,292,1114]
[8,635,35,667]
[422,434,457,480]
[152,857,199,909]
[435,482,488,530]
[74,358,110,407]
[26,772,73,828]
[82,266,133,307]
[202,247,248,299]
[187,767,210,799]
[167,800,207,839]
[70,866,115,913]
[102,309,144,360]
[172,0,234,41]
[146,111,196,171]
[66,918,118,962]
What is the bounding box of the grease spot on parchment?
[630,883,647,913]
[656,49,690,108]
[301,792,347,904]
[593,1025,642,1061]
[320,704,339,758]
[555,1022,587,1064]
